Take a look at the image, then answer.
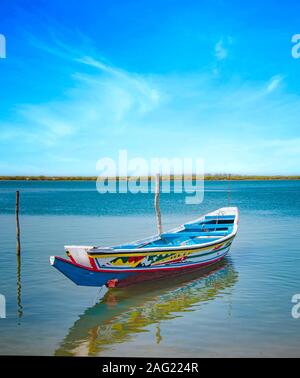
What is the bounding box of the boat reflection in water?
[55,259,238,356]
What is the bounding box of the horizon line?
[1,174,300,181]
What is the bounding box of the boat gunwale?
[88,233,236,256]
[87,207,239,256]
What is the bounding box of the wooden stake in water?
[16,191,21,255]
[154,174,162,235]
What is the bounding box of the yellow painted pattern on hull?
[151,250,191,266]
[110,257,144,268]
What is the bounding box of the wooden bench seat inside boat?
[184,223,233,230]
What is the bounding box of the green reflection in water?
[55,260,238,356]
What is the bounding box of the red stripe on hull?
[68,255,76,264]
[89,257,97,270]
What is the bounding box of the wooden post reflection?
[155,325,162,344]
[16,191,21,255]
[17,254,23,321]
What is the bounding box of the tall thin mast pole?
[228,174,231,207]
[154,173,162,234]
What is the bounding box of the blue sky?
[0,0,300,175]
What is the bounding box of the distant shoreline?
[1,175,300,181]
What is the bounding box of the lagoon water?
[0,180,299,357]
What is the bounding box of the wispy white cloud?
[1,35,300,175]
[266,75,283,93]
[0,38,162,151]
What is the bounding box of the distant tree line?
[1,174,300,181]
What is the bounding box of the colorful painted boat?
[50,207,238,288]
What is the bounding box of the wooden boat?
[50,207,238,288]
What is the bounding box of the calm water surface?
[0,180,299,357]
